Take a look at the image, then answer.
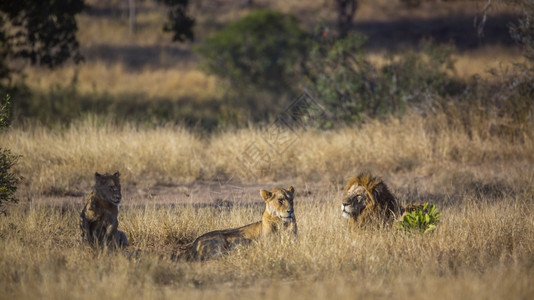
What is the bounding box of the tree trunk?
[336,0,358,38]
[129,0,136,35]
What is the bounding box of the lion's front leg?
[282,220,298,237]
[281,221,298,243]
[115,230,128,248]
[289,221,298,237]
[104,221,119,247]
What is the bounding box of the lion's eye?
[278,198,284,204]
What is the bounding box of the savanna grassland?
[1,0,534,299]
[1,110,533,299]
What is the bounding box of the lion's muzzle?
[111,195,122,205]
[280,209,295,222]
[341,203,353,219]
[282,209,295,223]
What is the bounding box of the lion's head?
[341,173,399,226]
[260,186,296,223]
[94,171,122,206]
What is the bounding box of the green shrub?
[305,33,375,126]
[397,203,442,234]
[0,148,20,215]
[0,94,21,215]
[509,0,534,64]
[195,10,309,94]
[379,40,461,105]
[305,32,461,126]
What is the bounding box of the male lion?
[80,172,128,249]
[341,173,402,227]
[179,186,297,260]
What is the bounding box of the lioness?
[80,172,128,249]
[180,186,297,260]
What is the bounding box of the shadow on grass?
[355,14,518,51]
[12,87,242,130]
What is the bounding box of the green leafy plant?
[0,94,21,215]
[397,203,442,234]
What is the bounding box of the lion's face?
[260,186,296,223]
[341,185,369,219]
[94,172,122,206]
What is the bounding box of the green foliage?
[305,33,375,125]
[0,0,85,67]
[0,148,20,215]
[380,40,460,104]
[397,203,442,234]
[195,10,309,94]
[157,0,195,42]
[0,94,21,215]
[13,86,243,130]
[305,32,461,126]
[509,0,534,64]
[0,93,10,128]
[0,0,85,86]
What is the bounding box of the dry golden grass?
[1,107,533,299]
[0,184,533,299]
[25,63,218,101]
[367,45,525,80]
[2,108,533,195]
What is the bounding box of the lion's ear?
[113,171,121,178]
[260,189,272,201]
[287,186,295,195]
[95,172,102,178]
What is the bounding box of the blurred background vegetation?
[0,0,532,131]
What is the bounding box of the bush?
[379,40,461,106]
[305,32,461,127]
[397,203,442,234]
[0,148,20,214]
[509,0,534,64]
[195,10,309,95]
[305,33,375,125]
[0,94,21,215]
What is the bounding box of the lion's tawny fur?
[80,172,128,249]
[181,186,297,260]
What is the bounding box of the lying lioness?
[180,186,297,260]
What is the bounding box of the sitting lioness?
[180,186,297,260]
[80,172,128,249]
